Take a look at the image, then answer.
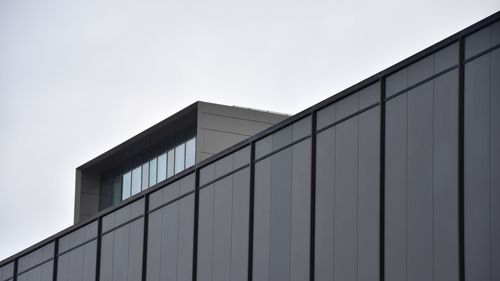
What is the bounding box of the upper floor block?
[74,101,288,223]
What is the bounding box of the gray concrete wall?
[75,170,101,223]
[196,101,288,162]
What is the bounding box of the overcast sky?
[0,0,499,261]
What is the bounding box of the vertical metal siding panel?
[197,186,214,281]
[57,254,69,281]
[30,266,39,281]
[290,139,311,281]
[493,21,500,46]
[385,94,408,281]
[212,177,232,281]
[99,233,113,281]
[316,103,336,130]
[29,267,39,281]
[162,203,179,281]
[69,248,83,281]
[215,155,233,179]
[82,241,97,281]
[315,128,335,281]
[272,126,293,151]
[292,116,311,141]
[491,49,500,281]
[255,136,272,160]
[85,221,98,241]
[434,43,459,73]
[41,261,53,281]
[20,269,29,281]
[0,263,14,280]
[128,219,144,281]
[465,26,491,59]
[33,263,42,281]
[231,169,250,281]
[407,82,434,281]
[270,148,292,281]
[465,55,491,281]
[162,182,180,205]
[17,272,27,281]
[386,68,408,98]
[336,93,359,120]
[19,271,26,281]
[112,226,129,281]
[44,244,55,261]
[334,118,358,281]
[21,252,35,272]
[146,210,162,281]
[359,82,381,109]
[358,107,380,281]
[114,206,130,228]
[433,70,459,281]
[253,158,272,281]
[408,55,434,86]
[18,254,29,273]
[177,195,194,281]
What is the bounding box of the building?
[74,101,288,223]
[1,10,499,281]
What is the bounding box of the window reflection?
[175,143,185,174]
[167,149,175,178]
[185,138,196,168]
[142,163,149,191]
[122,171,131,200]
[157,153,166,182]
[131,166,141,196]
[114,137,196,204]
[149,158,157,187]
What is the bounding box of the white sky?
[0,0,499,261]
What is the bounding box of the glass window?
[122,171,131,200]
[175,143,185,174]
[167,149,175,178]
[149,158,157,187]
[185,138,196,168]
[142,162,149,191]
[131,166,141,196]
[157,153,167,182]
[112,177,122,205]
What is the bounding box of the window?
[157,153,167,182]
[114,137,196,204]
[167,149,175,178]
[122,171,131,200]
[175,143,185,174]
[131,166,141,196]
[142,162,149,191]
[149,158,157,187]
[185,138,196,168]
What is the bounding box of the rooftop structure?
[75,101,288,223]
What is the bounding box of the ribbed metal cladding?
[0,11,499,281]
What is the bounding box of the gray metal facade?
[1,11,499,281]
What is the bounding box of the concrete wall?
[75,170,101,223]
[196,101,288,162]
